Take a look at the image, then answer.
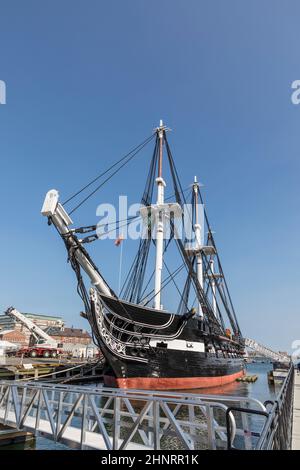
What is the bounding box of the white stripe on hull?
[149,339,205,352]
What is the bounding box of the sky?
[0,0,299,353]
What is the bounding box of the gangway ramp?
[0,380,268,450]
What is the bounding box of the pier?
[0,357,104,383]
[0,365,296,450]
[0,424,34,448]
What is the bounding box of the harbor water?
[0,362,277,450]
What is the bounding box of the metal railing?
[0,367,294,451]
[0,381,269,450]
[255,364,294,450]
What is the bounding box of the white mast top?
[153,120,166,310]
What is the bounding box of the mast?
[193,176,203,317]
[153,120,166,310]
[210,258,217,316]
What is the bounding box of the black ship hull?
[101,344,244,389]
[90,291,245,390]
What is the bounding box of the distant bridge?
[244,338,290,363]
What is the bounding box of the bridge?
[0,369,295,450]
[244,338,290,363]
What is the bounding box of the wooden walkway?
[292,371,300,450]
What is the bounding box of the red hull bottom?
[104,369,245,390]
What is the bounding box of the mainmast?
[153,120,166,310]
[193,176,204,317]
[210,258,217,316]
[192,180,220,320]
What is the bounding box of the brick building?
[0,329,27,346]
[46,327,91,345]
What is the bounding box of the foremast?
[193,176,204,318]
[153,120,167,310]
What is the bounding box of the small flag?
[115,234,124,246]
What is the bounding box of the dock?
[0,424,34,448]
[0,357,104,383]
[292,371,300,450]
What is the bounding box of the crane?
[5,307,62,358]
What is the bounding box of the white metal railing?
[0,380,269,450]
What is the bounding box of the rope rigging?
[121,136,159,303]
[110,130,234,336]
[141,263,186,307]
[54,126,242,343]
[63,133,155,215]
[198,189,242,337]
[164,133,242,337]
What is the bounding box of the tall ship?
[41,121,245,389]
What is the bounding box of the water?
[1,362,278,450]
[201,362,277,402]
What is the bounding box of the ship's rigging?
[41,121,246,390]
[42,122,242,348]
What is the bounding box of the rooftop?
[0,313,63,322]
[23,313,64,321]
[46,327,91,339]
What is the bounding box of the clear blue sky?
[0,1,299,352]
